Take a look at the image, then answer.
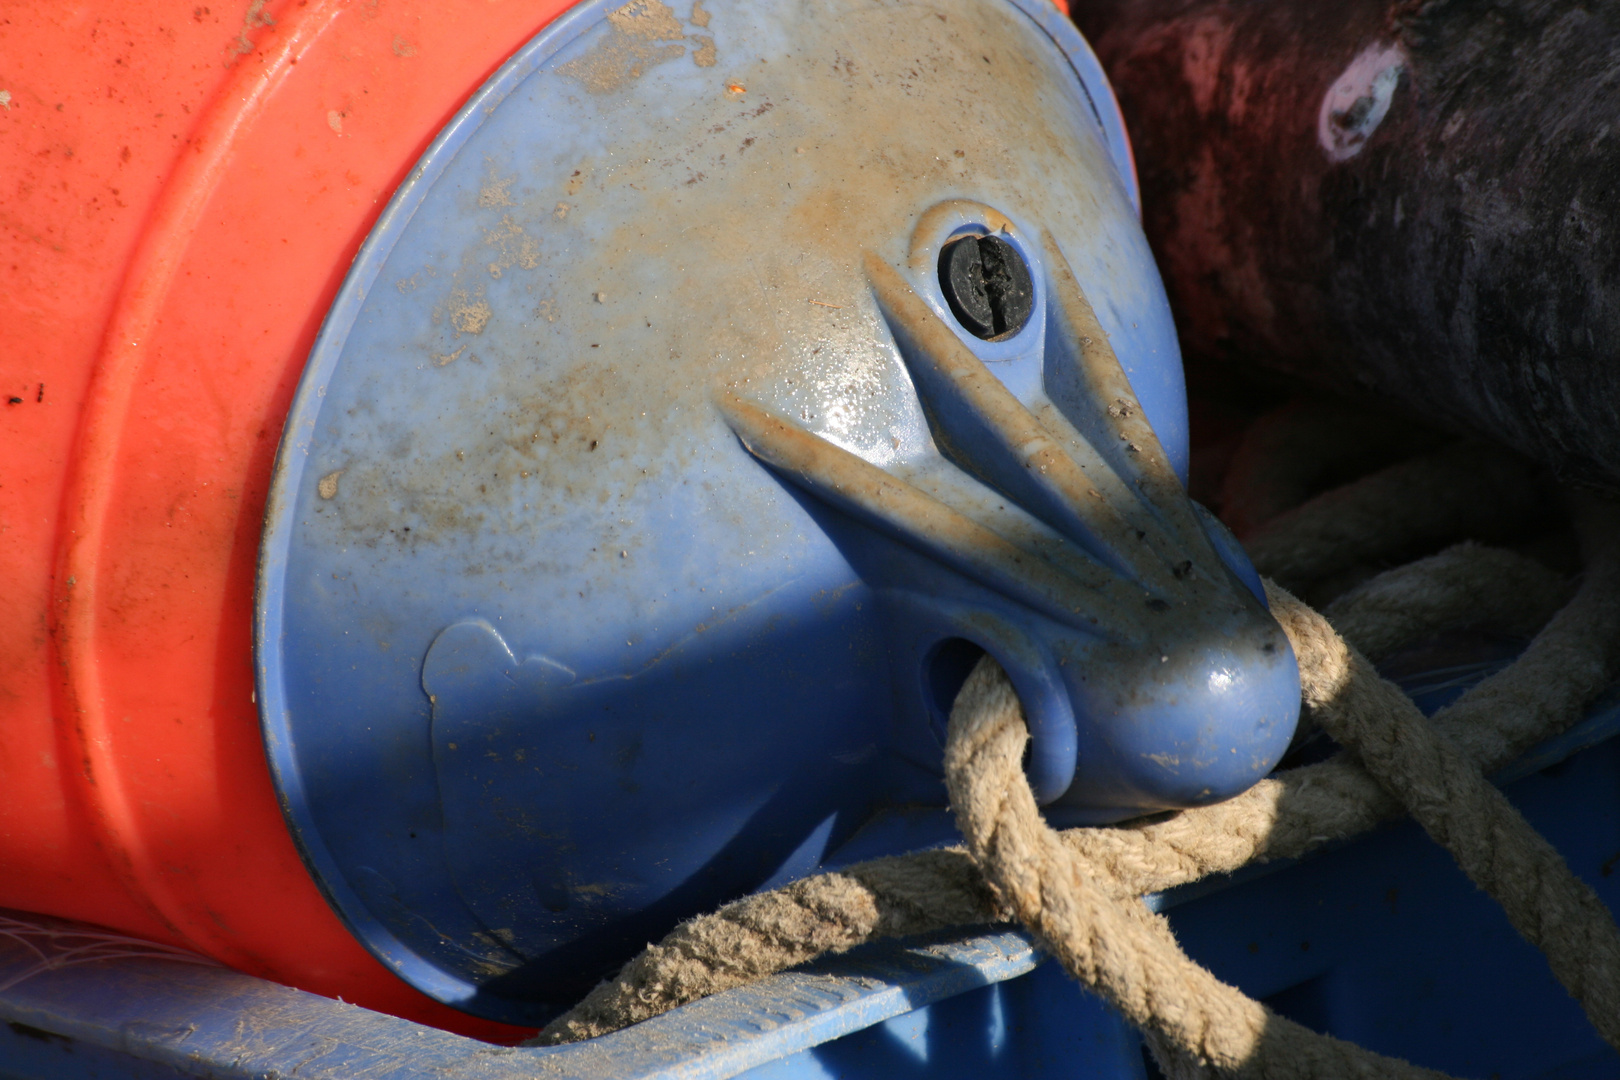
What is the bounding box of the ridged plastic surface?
[0,0,574,1039]
[257,0,1296,1025]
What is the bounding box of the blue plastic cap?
[255,0,1297,1024]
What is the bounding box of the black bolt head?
[938,233,1034,341]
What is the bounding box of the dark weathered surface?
[1073,0,1620,489]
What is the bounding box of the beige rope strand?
[1063,500,1620,898]
[532,497,1620,1052]
[1322,542,1571,662]
[944,659,1457,1079]
[1244,441,1547,594]
[1267,580,1620,1050]
[1430,494,1620,768]
[532,848,1004,1044]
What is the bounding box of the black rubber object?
[939,234,1035,341]
[1074,0,1620,490]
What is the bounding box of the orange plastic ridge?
[2,0,575,1041]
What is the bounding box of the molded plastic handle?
[720,240,1300,822]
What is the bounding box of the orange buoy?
[0,0,579,1039]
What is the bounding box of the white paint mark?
[0,91,11,110]
[1318,42,1406,162]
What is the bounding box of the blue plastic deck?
[0,920,1142,1080]
[252,0,1254,1028]
[5,694,1620,1079]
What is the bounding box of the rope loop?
[533,482,1620,1078]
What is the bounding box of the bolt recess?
[938,233,1034,340]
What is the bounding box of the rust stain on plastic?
[558,0,692,94]
[483,215,539,278]
[317,0,1139,574]
[450,295,491,335]
[478,174,516,208]
[607,0,686,40]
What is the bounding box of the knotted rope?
[949,626,1454,1079]
[947,570,1620,1077]
[532,473,1620,1077]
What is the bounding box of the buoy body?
[0,0,571,1039]
[1,0,1298,1030]
[1073,0,1620,489]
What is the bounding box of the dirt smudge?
[228,0,274,60]
[608,0,685,40]
[479,174,516,208]
[557,0,688,93]
[451,295,492,335]
[484,215,539,278]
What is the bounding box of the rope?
[1242,440,1549,595]
[946,652,1455,1079]
[1055,500,1620,901]
[531,850,1005,1043]
[532,492,1620,1076]
[1322,541,1570,662]
[1216,399,1445,539]
[1264,580,1620,1052]
[947,560,1620,1077]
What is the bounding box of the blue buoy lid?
[256,0,1297,1024]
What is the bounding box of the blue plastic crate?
[5,694,1619,1080]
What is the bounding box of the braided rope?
[533,495,1620,1075]
[946,652,1455,1078]
[1242,440,1549,594]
